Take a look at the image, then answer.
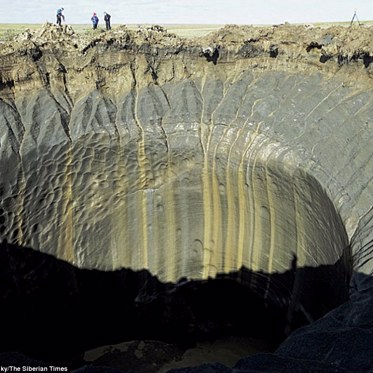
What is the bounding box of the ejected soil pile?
[1,23,372,66]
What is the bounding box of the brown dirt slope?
[1,22,372,64]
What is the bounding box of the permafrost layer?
[0,23,372,282]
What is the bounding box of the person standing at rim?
[56,8,65,26]
[104,12,111,30]
[91,12,99,29]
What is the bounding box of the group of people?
[91,12,112,30]
[56,8,112,30]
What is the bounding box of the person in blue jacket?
[56,8,65,26]
[91,12,99,29]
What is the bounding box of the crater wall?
[0,23,372,283]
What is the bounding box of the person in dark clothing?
[56,8,64,26]
[104,12,111,30]
[91,12,99,29]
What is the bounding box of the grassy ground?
[152,24,223,37]
[0,24,39,41]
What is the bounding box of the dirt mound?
[1,22,372,67]
[200,23,373,63]
[0,22,185,54]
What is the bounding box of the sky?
[0,0,372,25]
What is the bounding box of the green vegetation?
[0,24,39,41]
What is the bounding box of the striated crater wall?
[0,23,372,285]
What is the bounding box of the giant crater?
[0,23,372,372]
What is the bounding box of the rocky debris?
[199,23,373,67]
[0,23,372,69]
[0,23,184,56]
[0,23,81,54]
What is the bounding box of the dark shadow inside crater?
[0,241,351,369]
